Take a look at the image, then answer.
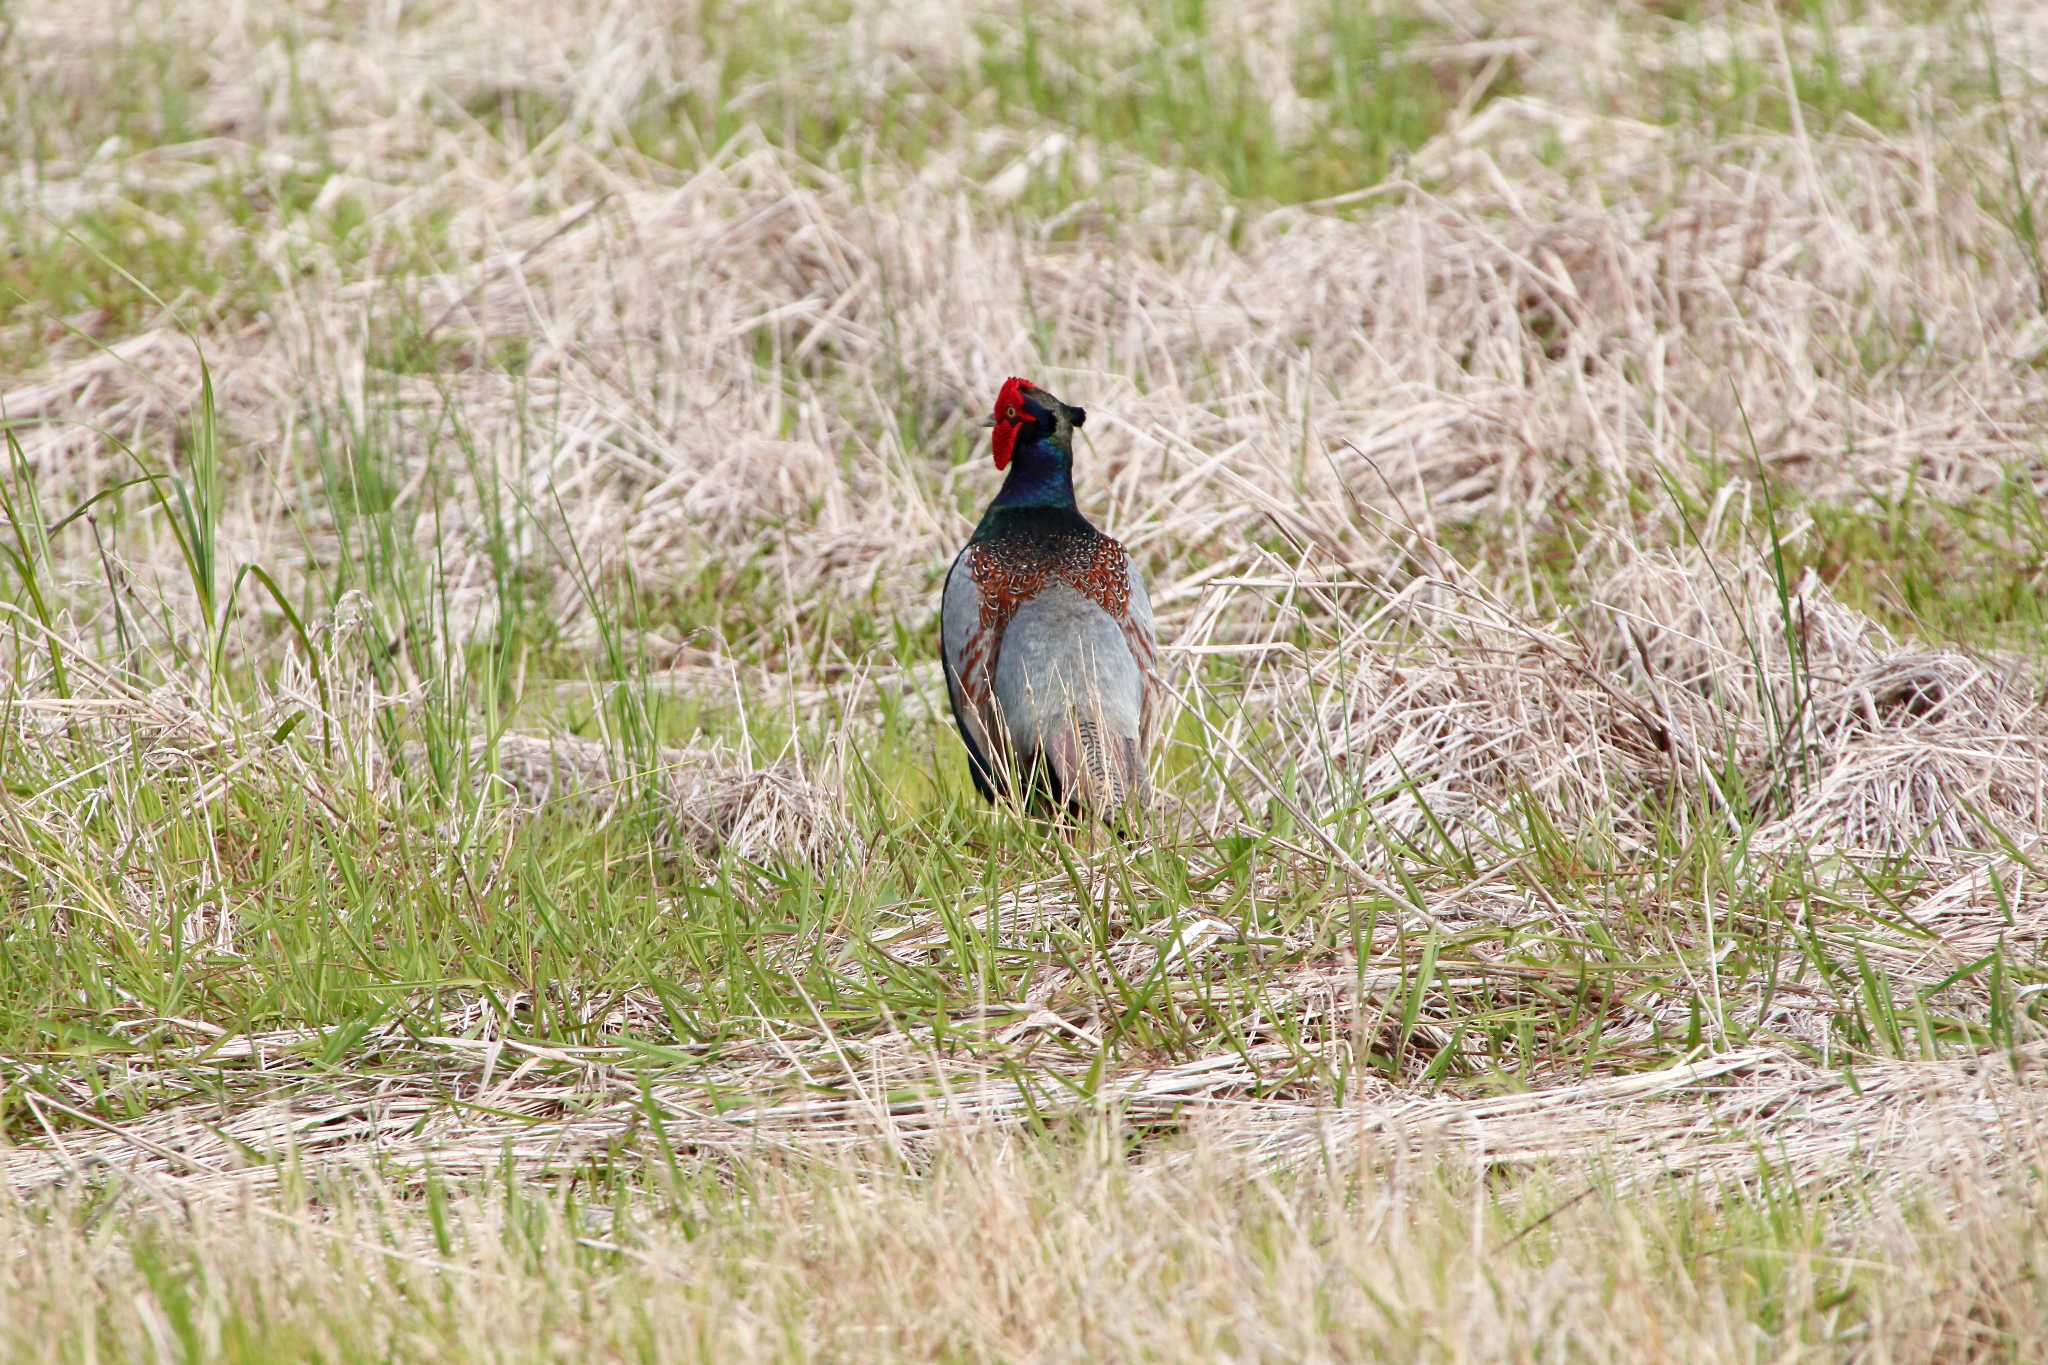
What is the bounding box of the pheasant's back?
[941,508,1154,815]
[992,580,1149,810]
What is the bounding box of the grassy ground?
[4,0,2048,1358]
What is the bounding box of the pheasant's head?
[984,377,1085,470]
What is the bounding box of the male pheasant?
[940,378,1160,819]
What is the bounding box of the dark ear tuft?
[1069,405,1087,428]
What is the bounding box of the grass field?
[4,0,2048,1358]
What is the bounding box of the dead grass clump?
[1590,539,2048,857]
[1280,523,2048,862]
[1757,650,2048,857]
[1289,597,1696,846]
[477,732,856,868]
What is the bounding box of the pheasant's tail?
[1041,714,1148,819]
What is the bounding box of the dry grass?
[8,1119,2048,1361]
[5,0,2048,1357]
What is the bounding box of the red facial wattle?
[991,376,1034,469]
[991,419,1021,470]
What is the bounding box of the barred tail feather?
[1042,714,1147,817]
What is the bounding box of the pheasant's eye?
[1005,406,1017,419]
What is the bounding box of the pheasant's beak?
[977,416,996,428]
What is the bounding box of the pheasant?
[940,377,1160,819]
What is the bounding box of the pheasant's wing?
[940,547,1004,799]
[993,581,1148,815]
